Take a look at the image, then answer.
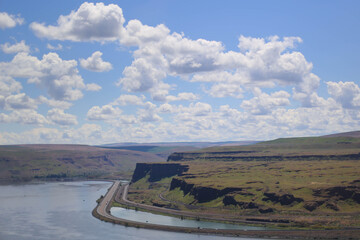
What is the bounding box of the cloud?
[176,102,213,119]
[38,96,72,109]
[137,102,161,122]
[117,28,224,99]
[28,3,319,106]
[165,92,198,102]
[86,104,137,125]
[46,43,63,50]
[64,124,104,143]
[327,81,360,109]
[241,89,290,115]
[87,104,122,121]
[207,83,244,98]
[192,36,317,100]
[0,12,24,29]
[111,94,145,106]
[47,108,78,125]
[0,76,22,96]
[30,2,125,42]
[158,103,174,113]
[118,58,167,92]
[121,19,170,46]
[80,51,112,72]
[0,124,106,144]
[1,40,30,54]
[86,83,102,91]
[0,52,98,101]
[0,109,48,125]
[3,93,37,110]
[118,23,317,104]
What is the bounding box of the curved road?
[94,181,360,239]
[96,180,120,218]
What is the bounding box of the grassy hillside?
[0,144,164,182]
[128,132,360,229]
[167,136,360,161]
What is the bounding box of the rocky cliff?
[131,163,189,183]
[170,177,243,203]
[167,151,360,162]
[169,177,360,212]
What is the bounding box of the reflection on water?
[0,181,265,240]
[111,207,267,230]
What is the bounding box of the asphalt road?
[96,180,120,218]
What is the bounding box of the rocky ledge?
[131,163,189,183]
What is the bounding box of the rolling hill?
[0,144,163,182]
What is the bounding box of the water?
[111,207,267,230]
[0,181,266,240]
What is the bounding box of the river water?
[111,207,267,230]
[0,181,267,240]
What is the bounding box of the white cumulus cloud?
[47,108,78,125]
[0,12,24,29]
[0,52,98,101]
[46,43,63,50]
[38,96,72,109]
[327,81,360,109]
[3,93,37,110]
[80,51,112,72]
[87,105,122,121]
[111,94,145,106]
[241,89,290,115]
[0,109,48,125]
[1,40,30,54]
[30,2,125,42]
[86,83,102,91]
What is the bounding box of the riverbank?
[92,181,360,239]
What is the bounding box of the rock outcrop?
[262,192,304,205]
[170,177,242,203]
[131,163,189,183]
[223,195,259,209]
[314,186,360,202]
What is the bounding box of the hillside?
[0,144,164,182]
[167,135,360,162]
[127,132,360,229]
[99,141,258,160]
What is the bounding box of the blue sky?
[0,0,359,144]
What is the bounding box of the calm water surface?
[111,207,267,230]
[0,181,267,240]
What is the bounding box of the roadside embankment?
[93,181,360,239]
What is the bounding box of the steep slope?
[0,144,164,182]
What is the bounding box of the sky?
[0,0,359,145]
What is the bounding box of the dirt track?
[93,181,360,239]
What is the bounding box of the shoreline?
[92,181,360,239]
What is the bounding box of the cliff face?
[167,152,360,162]
[131,163,189,183]
[169,177,360,212]
[170,177,243,203]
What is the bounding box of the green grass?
[171,136,360,162]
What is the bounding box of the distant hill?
[167,132,360,162]
[0,144,163,182]
[322,130,360,138]
[98,141,259,160]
